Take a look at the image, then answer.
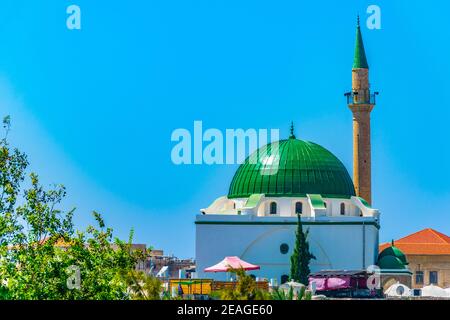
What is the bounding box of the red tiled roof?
[379,228,450,255]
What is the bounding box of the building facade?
[380,229,450,289]
[195,20,381,283]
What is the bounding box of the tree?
[219,268,269,300]
[290,213,315,285]
[0,116,149,299]
[123,270,162,300]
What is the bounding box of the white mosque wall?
[204,196,366,218]
[195,214,379,283]
[252,197,361,217]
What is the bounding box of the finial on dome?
[289,121,296,139]
[391,239,395,247]
[357,14,360,27]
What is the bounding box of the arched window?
[281,275,289,284]
[270,202,277,215]
[340,203,346,215]
[295,202,303,215]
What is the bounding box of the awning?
[204,256,260,272]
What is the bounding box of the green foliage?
[219,268,270,300]
[290,214,316,285]
[0,116,148,300]
[304,289,312,300]
[123,270,162,300]
[271,287,294,300]
[208,290,223,300]
[270,286,312,300]
[160,290,186,300]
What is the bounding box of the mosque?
[195,19,408,284]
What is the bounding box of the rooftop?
[379,228,450,255]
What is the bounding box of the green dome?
[377,255,407,270]
[228,138,356,199]
[378,245,409,267]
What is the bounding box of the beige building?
[380,228,450,289]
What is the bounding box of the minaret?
[346,16,378,205]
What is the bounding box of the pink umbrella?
[204,256,260,272]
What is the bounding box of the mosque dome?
[228,135,356,199]
[377,245,409,270]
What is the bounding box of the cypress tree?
[290,213,316,285]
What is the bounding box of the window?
[281,275,289,284]
[295,202,303,214]
[280,243,289,254]
[270,202,277,215]
[429,271,438,284]
[415,271,424,285]
[340,203,346,215]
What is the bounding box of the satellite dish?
[396,286,405,295]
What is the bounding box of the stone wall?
[407,255,450,288]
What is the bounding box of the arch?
[240,227,333,272]
[382,277,399,292]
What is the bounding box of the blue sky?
[0,0,449,258]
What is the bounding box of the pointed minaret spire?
[289,121,296,139]
[353,15,369,69]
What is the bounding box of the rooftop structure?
[380,229,450,289]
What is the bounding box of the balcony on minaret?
[345,91,378,105]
